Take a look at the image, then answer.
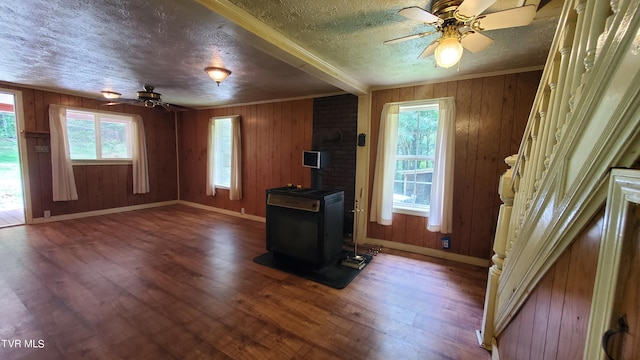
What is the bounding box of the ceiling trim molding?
[370,65,545,92]
[195,91,349,109]
[197,0,369,96]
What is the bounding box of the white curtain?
[369,103,399,225]
[206,118,217,196]
[49,104,78,201]
[229,116,242,200]
[427,97,455,234]
[131,115,149,194]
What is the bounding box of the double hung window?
[66,109,133,161]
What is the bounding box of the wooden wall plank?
[405,216,424,247]
[469,76,505,259]
[529,269,554,360]
[497,210,604,360]
[280,101,293,185]
[556,213,603,359]
[391,213,407,243]
[515,289,536,360]
[291,100,303,186]
[256,104,268,217]
[459,77,483,255]
[244,105,257,216]
[414,84,434,100]
[452,79,472,255]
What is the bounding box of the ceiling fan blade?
[460,31,494,53]
[418,40,440,59]
[384,31,436,45]
[398,6,440,24]
[472,5,537,31]
[154,104,170,112]
[155,101,193,112]
[98,98,141,106]
[162,103,193,112]
[456,0,497,19]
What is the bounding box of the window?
[65,109,132,161]
[206,115,242,200]
[393,102,439,216]
[370,97,454,232]
[212,117,232,188]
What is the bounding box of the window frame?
[392,100,441,217]
[65,108,134,165]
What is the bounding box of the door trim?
[583,169,640,359]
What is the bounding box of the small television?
[302,150,327,169]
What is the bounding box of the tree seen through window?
[394,103,439,210]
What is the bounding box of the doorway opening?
[0,92,25,227]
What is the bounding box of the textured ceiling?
[0,0,562,108]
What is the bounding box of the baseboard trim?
[364,237,490,267]
[178,200,266,223]
[30,200,180,224]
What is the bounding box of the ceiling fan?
[100,85,193,112]
[385,0,537,68]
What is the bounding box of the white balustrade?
[480,0,637,352]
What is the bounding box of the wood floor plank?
[0,205,490,359]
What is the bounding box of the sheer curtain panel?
[369,103,399,225]
[49,104,78,201]
[131,115,149,194]
[427,97,455,234]
[206,118,217,197]
[229,116,242,200]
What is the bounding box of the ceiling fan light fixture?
[204,67,232,86]
[101,90,121,99]
[434,26,463,68]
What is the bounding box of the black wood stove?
[266,186,344,268]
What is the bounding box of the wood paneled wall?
[178,99,313,218]
[367,71,541,259]
[497,209,603,360]
[0,82,178,218]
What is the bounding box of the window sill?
[72,160,132,166]
[393,205,430,218]
[215,185,230,190]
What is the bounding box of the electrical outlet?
[44,210,51,218]
[241,207,245,215]
[441,236,451,249]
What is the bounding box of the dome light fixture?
[434,25,463,68]
[101,90,121,99]
[204,67,232,86]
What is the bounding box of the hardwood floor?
[0,205,490,360]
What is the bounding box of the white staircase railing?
[478,0,640,351]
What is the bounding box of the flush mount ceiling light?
[434,25,463,68]
[204,67,232,86]
[101,90,121,99]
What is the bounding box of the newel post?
[477,155,516,351]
